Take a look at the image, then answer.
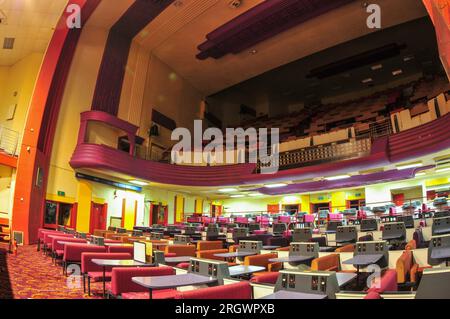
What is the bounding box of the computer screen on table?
[134,241,147,263]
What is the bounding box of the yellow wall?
[0,53,44,135]
[76,180,92,232]
[175,195,185,223]
[0,165,13,216]
[123,198,136,230]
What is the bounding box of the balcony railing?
[0,126,19,156]
[258,138,372,171]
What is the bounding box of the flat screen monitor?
[133,242,147,263]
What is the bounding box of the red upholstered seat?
[176,263,190,269]
[64,244,107,262]
[88,271,112,282]
[81,252,132,295]
[367,270,397,293]
[364,291,382,299]
[55,250,64,257]
[175,281,252,299]
[121,290,178,299]
[107,245,134,255]
[110,267,175,298]
[249,272,279,284]
[165,253,176,258]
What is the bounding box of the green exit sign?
[57,191,66,197]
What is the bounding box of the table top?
[262,246,281,250]
[165,256,193,263]
[262,291,326,300]
[343,254,384,266]
[336,272,357,287]
[214,252,257,258]
[91,259,153,267]
[268,256,314,263]
[228,265,265,277]
[431,247,450,259]
[382,234,404,240]
[433,228,450,235]
[319,247,336,252]
[132,273,217,289]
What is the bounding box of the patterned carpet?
[0,244,102,299]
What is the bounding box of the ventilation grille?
[3,37,15,49]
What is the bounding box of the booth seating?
[250,272,279,285]
[62,244,106,275]
[310,236,327,247]
[244,253,282,278]
[109,267,177,299]
[405,240,417,250]
[396,250,419,286]
[165,244,196,257]
[267,236,289,248]
[311,254,340,271]
[81,252,131,295]
[366,270,397,293]
[358,234,374,242]
[43,232,73,254]
[335,244,355,253]
[51,236,86,264]
[197,241,223,251]
[107,245,134,255]
[175,281,252,300]
[196,249,236,266]
[37,229,62,251]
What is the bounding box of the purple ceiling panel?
[197,0,355,60]
[258,165,435,196]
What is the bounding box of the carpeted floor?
[0,244,103,299]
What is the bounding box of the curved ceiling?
[134,0,428,95]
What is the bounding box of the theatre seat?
[311,254,340,271]
[335,244,355,253]
[165,245,196,257]
[81,252,131,296]
[367,270,397,293]
[249,272,279,284]
[175,281,252,299]
[109,267,176,299]
[196,241,223,251]
[196,249,228,261]
[410,265,432,283]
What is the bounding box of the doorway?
[310,203,331,214]
[43,200,76,229]
[149,203,168,225]
[210,204,222,217]
[90,203,108,234]
[282,204,300,215]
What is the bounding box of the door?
[43,201,58,229]
[393,194,405,206]
[268,204,280,214]
[43,201,75,229]
[149,204,168,226]
[90,203,107,234]
[210,204,223,217]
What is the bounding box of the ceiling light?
[249,193,263,197]
[396,163,423,170]
[436,167,450,173]
[371,64,383,70]
[230,195,245,198]
[403,55,415,62]
[415,172,426,177]
[219,188,238,193]
[264,183,287,188]
[325,175,351,181]
[392,69,403,76]
[129,180,149,186]
[362,78,373,84]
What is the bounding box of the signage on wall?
[57,191,66,197]
[355,193,362,197]
[75,173,142,192]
